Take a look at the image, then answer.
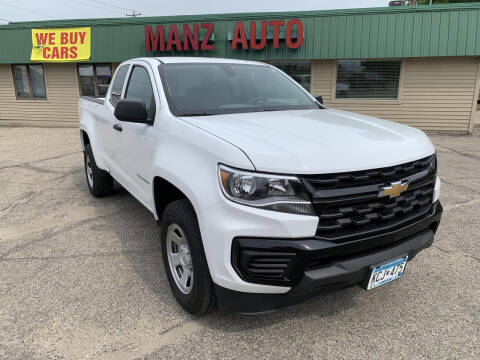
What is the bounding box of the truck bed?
[80,96,105,105]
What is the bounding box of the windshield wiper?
[177,112,216,117]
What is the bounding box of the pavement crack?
[136,314,222,359]
[433,245,480,262]
[0,168,82,218]
[0,205,145,258]
[0,190,36,212]
[22,164,69,174]
[0,226,59,259]
[0,150,81,171]
[436,145,480,162]
[0,249,160,262]
[158,319,190,336]
[441,179,480,195]
[443,197,480,211]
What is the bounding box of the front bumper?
[216,202,442,313]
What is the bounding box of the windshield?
[159,63,320,116]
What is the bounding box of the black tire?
[160,199,216,315]
[84,144,114,197]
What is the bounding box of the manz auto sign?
[145,23,215,51]
[145,20,303,52]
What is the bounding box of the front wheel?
[160,200,216,315]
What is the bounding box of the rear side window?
[125,66,156,121]
[109,64,129,106]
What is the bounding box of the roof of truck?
[130,57,266,65]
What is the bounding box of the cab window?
[125,66,156,121]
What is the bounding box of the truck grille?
[300,155,437,242]
[302,155,435,190]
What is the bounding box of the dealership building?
[1,3,480,132]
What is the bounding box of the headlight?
[218,165,315,215]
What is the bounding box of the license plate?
[367,256,408,290]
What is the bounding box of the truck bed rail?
[81,96,105,105]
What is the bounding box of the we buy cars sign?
[31,27,91,62]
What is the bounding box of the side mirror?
[114,99,151,124]
[314,95,323,104]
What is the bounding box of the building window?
[78,64,112,97]
[336,60,401,99]
[12,64,47,99]
[268,61,311,91]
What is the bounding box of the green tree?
[416,0,480,4]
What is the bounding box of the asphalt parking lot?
[0,126,479,359]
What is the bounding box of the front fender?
[150,117,255,219]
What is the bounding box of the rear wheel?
[84,144,114,197]
[160,200,216,315]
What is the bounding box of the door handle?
[113,123,123,132]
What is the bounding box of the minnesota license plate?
[367,256,408,290]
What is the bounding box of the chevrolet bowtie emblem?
[379,181,409,198]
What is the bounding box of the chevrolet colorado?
[79,57,442,315]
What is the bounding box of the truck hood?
[180,108,436,174]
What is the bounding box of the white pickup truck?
[79,57,442,315]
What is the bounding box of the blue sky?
[0,0,389,22]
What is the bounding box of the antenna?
[126,10,142,18]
